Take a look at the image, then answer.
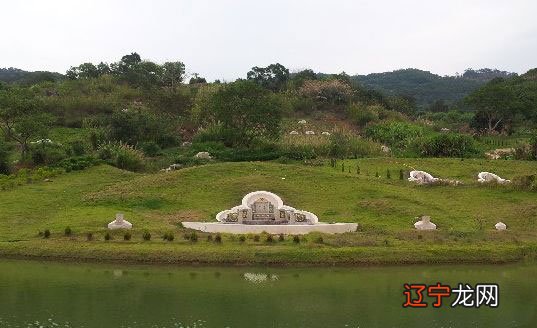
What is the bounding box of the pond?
[0,259,535,327]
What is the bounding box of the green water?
[0,260,535,328]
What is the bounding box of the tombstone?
[408,171,439,184]
[298,120,307,124]
[182,141,192,147]
[108,213,132,230]
[477,172,511,184]
[495,222,507,231]
[289,130,299,135]
[195,152,212,159]
[440,128,450,132]
[321,131,331,136]
[414,215,437,230]
[380,145,390,153]
[305,131,315,135]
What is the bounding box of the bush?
[419,133,478,158]
[104,232,111,241]
[512,175,537,191]
[266,234,274,243]
[278,234,284,242]
[253,235,260,242]
[0,139,10,175]
[64,226,72,236]
[56,156,99,172]
[123,232,131,241]
[69,140,87,156]
[365,122,424,149]
[86,233,93,241]
[27,142,68,166]
[214,234,222,243]
[207,234,213,242]
[98,142,144,171]
[163,232,175,241]
[142,231,151,241]
[239,235,246,242]
[315,236,324,244]
[293,235,300,244]
[189,232,198,242]
[44,229,51,239]
[140,142,162,157]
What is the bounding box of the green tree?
[466,78,519,133]
[0,88,52,156]
[162,61,186,88]
[207,80,281,146]
[247,63,289,91]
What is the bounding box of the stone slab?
[181,222,357,235]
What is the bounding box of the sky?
[1,0,536,81]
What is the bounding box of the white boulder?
[408,170,439,184]
[195,152,212,159]
[380,145,390,153]
[182,141,192,147]
[321,131,331,136]
[289,130,299,135]
[108,213,132,230]
[298,120,307,124]
[414,215,437,230]
[478,172,511,184]
[495,222,507,231]
[305,131,315,135]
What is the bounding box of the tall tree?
[161,61,185,88]
[247,63,289,91]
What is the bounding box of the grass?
[0,158,536,265]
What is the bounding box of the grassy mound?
[0,159,536,264]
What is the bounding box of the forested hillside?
[352,68,516,108]
[0,67,63,85]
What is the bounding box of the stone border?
[182,222,357,235]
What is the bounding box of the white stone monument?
[108,213,132,230]
[305,130,315,135]
[477,172,511,184]
[289,130,299,135]
[195,151,212,159]
[408,171,439,184]
[182,191,357,234]
[495,222,507,231]
[321,131,331,136]
[414,215,437,230]
[298,120,307,124]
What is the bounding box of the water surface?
[0,259,535,327]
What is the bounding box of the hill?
[0,67,63,85]
[0,160,536,265]
[352,68,516,108]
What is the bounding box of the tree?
[466,78,519,133]
[247,63,289,91]
[162,61,186,88]
[0,88,52,156]
[298,79,353,105]
[207,80,281,146]
[0,138,9,174]
[189,73,207,84]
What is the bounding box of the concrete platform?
[182,222,358,235]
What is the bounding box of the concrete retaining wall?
[181,222,358,235]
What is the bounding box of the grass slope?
[0,159,536,265]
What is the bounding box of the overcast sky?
[1,0,536,81]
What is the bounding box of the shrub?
[419,133,478,158]
[365,122,424,149]
[315,236,324,244]
[278,234,284,242]
[214,234,222,243]
[266,234,274,243]
[86,233,93,241]
[98,141,144,171]
[207,234,213,242]
[140,142,161,157]
[123,232,131,241]
[253,235,260,242]
[43,229,51,239]
[104,232,111,241]
[69,140,87,156]
[399,169,404,180]
[142,231,151,241]
[183,233,191,240]
[0,139,10,175]
[293,235,300,243]
[386,169,391,179]
[27,142,68,166]
[239,235,246,242]
[64,226,72,236]
[163,232,175,241]
[56,156,98,172]
[189,232,197,242]
[512,175,537,191]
